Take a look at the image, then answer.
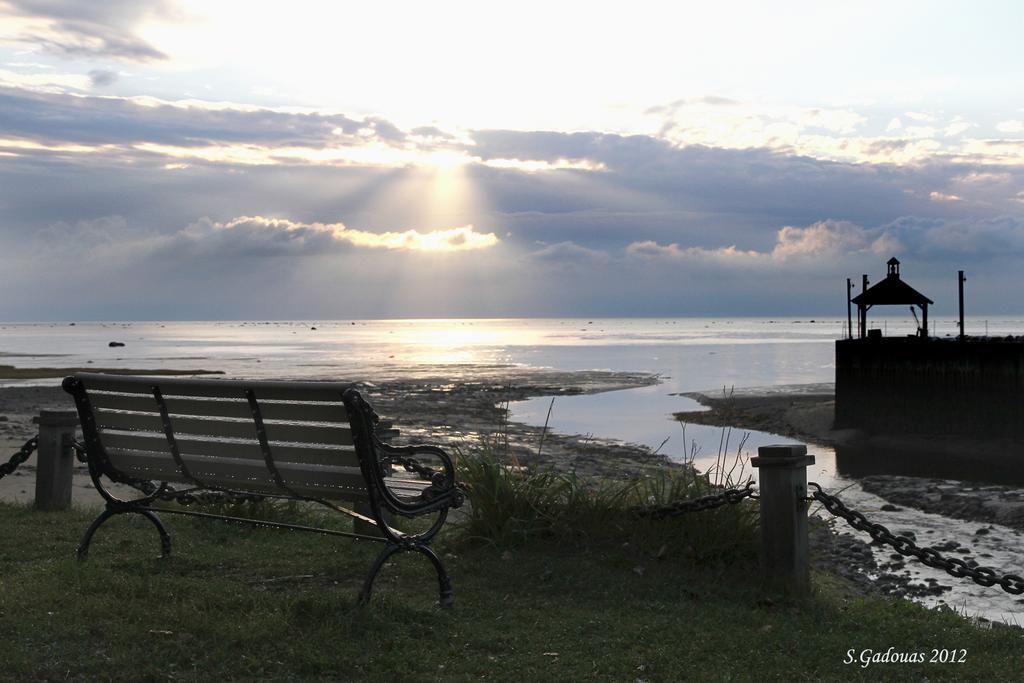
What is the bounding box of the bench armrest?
[375,441,464,513]
[342,388,463,517]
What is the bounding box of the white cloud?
[903,125,938,139]
[943,119,972,137]
[653,100,867,152]
[772,220,870,259]
[209,216,498,253]
[628,220,896,267]
[30,215,499,265]
[996,120,1024,134]
[870,232,903,256]
[625,240,764,266]
[904,111,935,122]
[530,240,609,264]
[481,157,606,173]
[0,67,90,91]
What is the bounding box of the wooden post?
[958,270,966,341]
[860,276,868,339]
[751,444,815,595]
[34,410,79,511]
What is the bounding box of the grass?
[0,503,1022,681]
[455,443,759,563]
[0,433,1021,680]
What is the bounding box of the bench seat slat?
[108,449,367,498]
[98,431,361,468]
[95,410,353,445]
[106,449,428,500]
[78,373,352,402]
[88,392,348,423]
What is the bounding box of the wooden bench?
[63,372,463,606]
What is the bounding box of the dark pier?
[835,335,1024,438]
[835,257,1024,438]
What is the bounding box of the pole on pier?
[958,270,966,341]
[860,274,869,339]
[846,278,853,340]
[752,444,815,596]
[33,410,79,511]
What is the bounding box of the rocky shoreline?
[859,476,1024,533]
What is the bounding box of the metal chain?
[390,454,441,482]
[0,436,38,480]
[129,479,265,506]
[809,482,1024,596]
[630,480,756,519]
[357,397,440,483]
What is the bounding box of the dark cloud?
[469,129,634,163]
[0,87,388,147]
[410,126,446,138]
[467,135,1021,252]
[363,117,406,143]
[2,0,176,62]
[644,95,742,115]
[699,95,742,106]
[87,68,117,87]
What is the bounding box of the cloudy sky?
[2,0,1023,320]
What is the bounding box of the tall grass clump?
[454,435,759,565]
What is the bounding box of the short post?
[33,410,79,511]
[751,444,815,596]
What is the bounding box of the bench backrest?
[67,373,376,500]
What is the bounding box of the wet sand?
[0,365,223,380]
[674,390,838,446]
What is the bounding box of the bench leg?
[358,542,453,608]
[358,543,401,605]
[77,507,172,560]
[414,544,453,608]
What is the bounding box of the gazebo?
[851,257,933,338]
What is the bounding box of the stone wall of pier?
[835,337,1024,437]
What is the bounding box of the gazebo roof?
[852,273,933,306]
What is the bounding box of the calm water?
[4,316,1024,622]
[1,316,849,380]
